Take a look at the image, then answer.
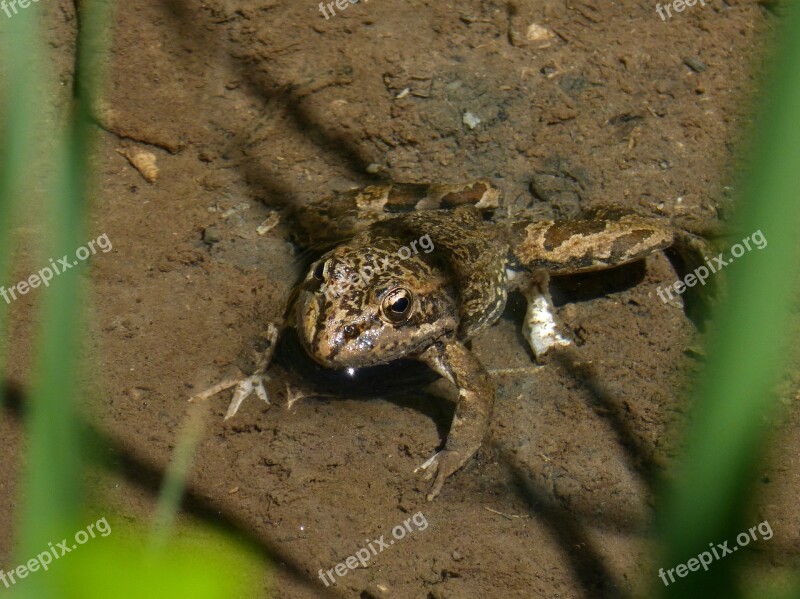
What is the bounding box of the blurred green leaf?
[63,523,264,599]
[0,0,40,404]
[657,4,800,598]
[7,517,265,599]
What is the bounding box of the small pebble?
[526,23,555,43]
[683,56,708,73]
[257,212,281,235]
[117,148,159,183]
[462,111,481,129]
[540,64,558,77]
[222,203,250,218]
[202,227,221,244]
[684,346,707,360]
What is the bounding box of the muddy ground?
[1,0,799,597]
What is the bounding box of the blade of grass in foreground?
[0,0,40,415]
[657,5,800,598]
[9,3,267,596]
[148,403,209,554]
[15,28,93,599]
[13,1,111,597]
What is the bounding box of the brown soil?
[2,0,799,598]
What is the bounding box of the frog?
[191,180,711,500]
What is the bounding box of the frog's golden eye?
[313,260,327,281]
[380,287,414,324]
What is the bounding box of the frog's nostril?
[343,324,358,339]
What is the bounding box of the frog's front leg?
[415,340,495,501]
[189,322,280,419]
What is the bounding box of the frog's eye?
[380,287,414,324]
[312,260,327,281]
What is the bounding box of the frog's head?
[294,243,456,369]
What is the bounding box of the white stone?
[526,23,554,43]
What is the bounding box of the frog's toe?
[188,373,270,419]
[414,452,441,478]
[225,374,270,419]
[414,449,468,501]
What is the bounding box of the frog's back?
[368,206,509,338]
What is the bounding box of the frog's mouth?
[295,290,327,364]
[295,290,355,368]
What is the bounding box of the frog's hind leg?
[509,208,675,275]
[506,208,677,359]
[508,208,719,329]
[293,180,501,248]
[521,271,572,358]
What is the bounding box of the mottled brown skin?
[292,181,501,248]
[193,180,707,499]
[289,182,689,500]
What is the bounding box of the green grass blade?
[148,405,208,554]
[657,5,800,598]
[0,0,41,412]
[13,1,113,596]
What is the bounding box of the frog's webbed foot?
[189,373,271,419]
[188,322,280,419]
[418,341,495,500]
[415,449,472,501]
[522,272,571,358]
